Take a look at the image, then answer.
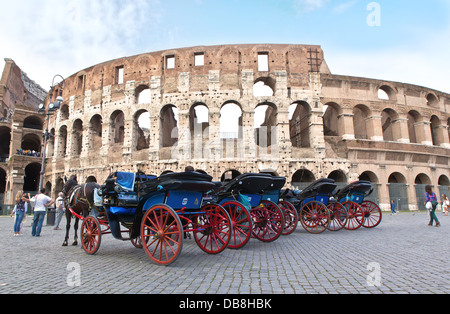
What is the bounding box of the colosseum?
[1,44,450,212]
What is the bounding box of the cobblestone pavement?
[0,211,448,295]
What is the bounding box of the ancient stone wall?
[36,44,450,211]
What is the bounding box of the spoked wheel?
[81,216,102,255]
[251,200,284,242]
[141,204,183,266]
[342,201,364,230]
[361,201,382,228]
[327,201,348,231]
[300,201,330,234]
[221,201,252,249]
[192,204,231,255]
[278,201,298,235]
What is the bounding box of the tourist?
[54,192,65,230]
[31,188,54,237]
[390,200,397,215]
[442,194,449,216]
[424,185,440,227]
[11,191,30,236]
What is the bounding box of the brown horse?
[62,176,100,246]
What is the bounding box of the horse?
[62,176,100,247]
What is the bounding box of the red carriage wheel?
[327,201,348,231]
[342,201,364,230]
[81,216,102,255]
[141,204,183,266]
[361,201,382,228]
[221,201,252,249]
[193,204,231,254]
[300,201,330,234]
[251,200,284,242]
[278,201,298,235]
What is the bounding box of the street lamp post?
[38,75,65,193]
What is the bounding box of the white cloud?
[293,0,331,14]
[0,0,163,88]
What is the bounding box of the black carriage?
[335,180,382,229]
[81,171,232,265]
[209,173,286,244]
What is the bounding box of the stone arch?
[160,105,178,148]
[23,162,41,192]
[407,110,422,144]
[353,104,371,140]
[323,102,342,137]
[110,110,125,145]
[71,119,83,156]
[220,102,242,139]
[21,133,41,153]
[426,93,439,108]
[253,77,275,97]
[378,84,397,101]
[254,102,277,148]
[0,126,11,160]
[381,108,400,141]
[57,125,68,158]
[291,169,315,189]
[388,172,409,211]
[23,116,44,130]
[430,115,443,146]
[89,114,103,151]
[136,84,151,104]
[289,101,311,148]
[134,109,150,151]
[190,103,210,159]
[221,169,241,182]
[60,104,70,121]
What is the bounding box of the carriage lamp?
[38,75,65,193]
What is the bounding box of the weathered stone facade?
[2,44,450,212]
[0,59,47,205]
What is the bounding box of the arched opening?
[0,127,11,161]
[190,103,209,159]
[438,175,450,200]
[89,114,103,151]
[57,126,68,158]
[254,102,277,149]
[21,133,42,153]
[407,110,421,144]
[430,115,442,146]
[23,162,41,193]
[60,104,69,121]
[353,104,371,140]
[253,77,275,97]
[23,116,43,130]
[328,170,347,191]
[381,108,399,142]
[110,110,125,145]
[388,172,409,211]
[86,176,97,183]
[415,173,432,211]
[378,85,396,101]
[220,102,243,159]
[136,85,151,104]
[291,169,315,190]
[135,110,150,151]
[160,105,178,148]
[323,103,341,137]
[71,119,83,156]
[289,101,311,148]
[0,167,6,205]
[426,93,439,107]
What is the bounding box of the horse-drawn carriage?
[69,171,232,265]
[207,173,294,246]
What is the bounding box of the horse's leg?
[73,217,79,246]
[63,211,71,247]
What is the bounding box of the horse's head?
[63,175,78,197]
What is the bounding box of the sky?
[0,0,449,93]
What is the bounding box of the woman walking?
[11,191,30,236]
[425,185,440,227]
